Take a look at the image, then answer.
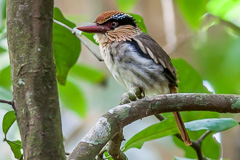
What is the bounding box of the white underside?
[94,34,170,96]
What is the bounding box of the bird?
[77,11,192,146]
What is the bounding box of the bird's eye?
[111,21,118,28]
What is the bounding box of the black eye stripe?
[106,13,136,27]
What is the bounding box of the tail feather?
[172,112,192,146]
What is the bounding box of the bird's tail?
[169,84,192,146]
[172,112,192,146]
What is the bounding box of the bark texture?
[68,93,240,160]
[7,0,65,159]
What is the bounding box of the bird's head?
[77,11,139,42]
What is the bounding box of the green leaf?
[0,0,6,29]
[2,110,16,136]
[172,58,210,93]
[104,151,113,160]
[0,65,11,90]
[185,118,238,132]
[194,28,240,94]
[2,111,16,136]
[82,32,98,45]
[69,63,106,84]
[206,0,240,27]
[123,116,179,151]
[0,46,6,54]
[129,13,148,33]
[175,0,207,29]
[58,80,87,117]
[202,132,220,159]
[53,7,81,85]
[6,140,22,159]
[115,0,138,12]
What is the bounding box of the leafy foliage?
[6,140,22,159]
[53,7,81,85]
[0,66,11,90]
[123,116,179,151]
[194,28,240,94]
[175,0,208,29]
[58,80,87,117]
[207,0,240,26]
[69,63,106,84]
[2,110,16,136]
[185,118,238,132]
[124,117,237,159]
[2,111,23,159]
[129,13,148,33]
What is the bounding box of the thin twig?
[53,19,103,61]
[196,130,212,144]
[0,99,13,106]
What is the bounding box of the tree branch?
[107,129,127,160]
[68,93,240,160]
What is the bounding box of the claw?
[120,86,145,104]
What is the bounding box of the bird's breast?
[99,41,170,95]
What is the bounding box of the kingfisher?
[77,11,191,146]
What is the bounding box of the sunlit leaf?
[123,116,178,151]
[115,0,138,12]
[58,80,87,117]
[207,0,240,27]
[2,110,16,136]
[175,0,207,29]
[6,140,22,159]
[53,7,81,85]
[69,63,106,84]
[129,13,148,33]
[185,118,238,132]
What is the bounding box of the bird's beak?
[77,24,109,33]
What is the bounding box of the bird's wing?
[133,32,178,86]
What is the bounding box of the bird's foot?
[120,86,145,105]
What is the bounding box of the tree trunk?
[7,0,65,159]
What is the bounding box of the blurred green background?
[0,0,240,159]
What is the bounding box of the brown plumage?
[77,11,192,146]
[95,11,125,24]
